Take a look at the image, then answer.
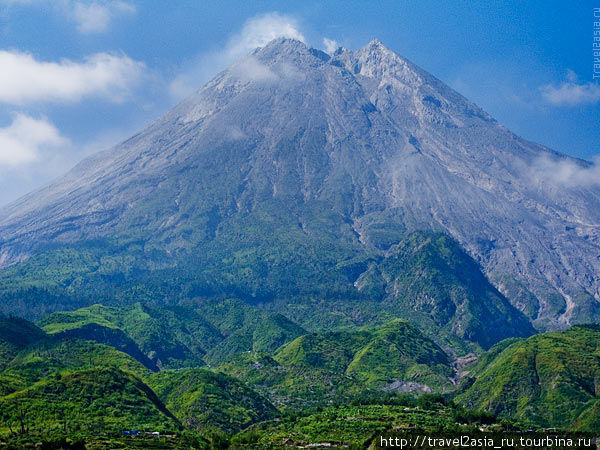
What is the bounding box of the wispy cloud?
[0,50,145,105]
[323,38,339,54]
[540,70,600,106]
[0,0,136,33]
[168,12,305,99]
[0,114,68,166]
[225,12,305,59]
[230,56,278,83]
[70,1,136,34]
[530,154,600,188]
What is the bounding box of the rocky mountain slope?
[0,38,598,334]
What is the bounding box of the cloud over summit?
[168,12,305,99]
[225,12,305,60]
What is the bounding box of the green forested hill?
[39,303,220,369]
[0,229,534,353]
[456,324,600,432]
[275,319,454,390]
[0,311,598,447]
[0,317,46,369]
[217,351,375,410]
[39,299,306,368]
[1,338,152,396]
[373,232,535,350]
[146,368,279,433]
[190,298,307,366]
[0,317,154,397]
[0,367,180,435]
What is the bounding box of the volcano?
[1,38,598,349]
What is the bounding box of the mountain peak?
[0,35,598,335]
[360,38,402,60]
[251,37,331,67]
[260,37,308,52]
[365,38,386,50]
[350,38,424,88]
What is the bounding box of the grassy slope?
[217,351,374,411]
[39,299,306,368]
[0,367,179,435]
[375,231,535,349]
[0,317,46,369]
[39,303,218,368]
[456,325,600,431]
[146,368,278,433]
[2,312,598,441]
[1,338,152,396]
[233,402,500,448]
[275,319,453,390]
[191,298,307,366]
[0,317,280,438]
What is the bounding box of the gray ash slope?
[0,38,598,336]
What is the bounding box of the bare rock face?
[0,38,598,331]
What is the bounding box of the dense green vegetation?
[456,325,600,432]
[218,351,376,411]
[39,299,306,368]
[371,232,536,349]
[0,398,515,449]
[275,319,453,390]
[1,338,152,396]
[147,368,278,433]
[0,225,533,352]
[0,367,179,435]
[0,306,597,447]
[40,303,217,369]
[0,317,46,369]
[232,400,507,448]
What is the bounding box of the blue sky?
[0,0,598,206]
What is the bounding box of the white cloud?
[0,0,136,33]
[323,38,339,54]
[225,12,305,60]
[0,114,68,166]
[540,70,600,106]
[70,1,135,34]
[168,12,305,99]
[230,56,278,83]
[530,154,600,188]
[0,50,145,105]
